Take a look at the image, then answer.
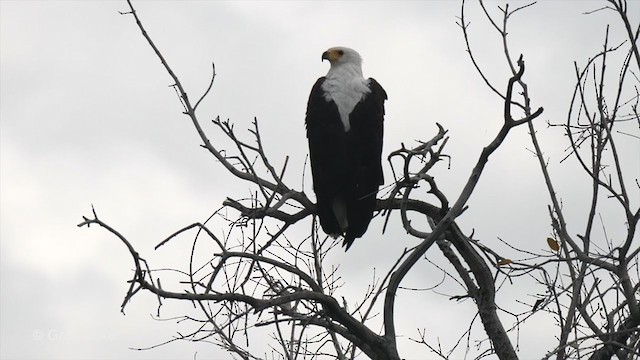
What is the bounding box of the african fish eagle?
[305,46,387,250]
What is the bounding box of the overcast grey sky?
[1,1,638,359]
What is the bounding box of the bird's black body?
[305,76,387,250]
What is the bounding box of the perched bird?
[305,46,387,250]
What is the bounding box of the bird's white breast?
[321,76,371,132]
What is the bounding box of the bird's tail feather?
[342,235,356,251]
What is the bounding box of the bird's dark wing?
[305,77,347,235]
[342,78,387,248]
[348,78,386,196]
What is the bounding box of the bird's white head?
[322,47,363,66]
[322,47,364,77]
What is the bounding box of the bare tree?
[533,1,640,358]
[456,0,640,359]
[79,1,638,359]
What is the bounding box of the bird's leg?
[332,198,349,232]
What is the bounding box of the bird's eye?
[337,50,344,55]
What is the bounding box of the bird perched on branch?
[305,46,387,250]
